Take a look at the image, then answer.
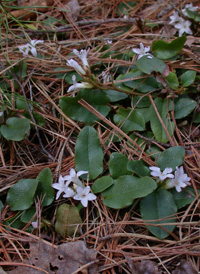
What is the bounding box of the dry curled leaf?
[172,260,198,274]
[7,241,97,274]
[126,257,161,274]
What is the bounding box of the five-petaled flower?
[52,175,67,200]
[67,75,93,93]
[132,43,152,59]
[182,3,198,17]
[149,167,174,181]
[174,19,192,36]
[169,11,181,24]
[67,59,86,75]
[64,168,88,188]
[73,186,97,207]
[73,48,90,69]
[165,166,191,192]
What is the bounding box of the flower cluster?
[52,168,96,207]
[132,43,153,60]
[149,166,190,192]
[18,40,44,57]
[169,4,198,36]
[66,49,93,93]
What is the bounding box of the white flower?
[67,59,86,75]
[132,43,152,59]
[73,48,90,69]
[67,79,93,93]
[149,166,174,181]
[18,40,43,57]
[182,4,198,16]
[174,19,192,36]
[52,175,66,200]
[63,168,88,188]
[105,39,112,45]
[63,187,76,198]
[165,166,191,192]
[29,40,44,57]
[31,221,38,229]
[169,11,181,24]
[73,186,96,207]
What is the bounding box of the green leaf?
[181,70,196,87]
[171,187,198,209]
[60,89,110,123]
[150,98,175,143]
[157,146,185,171]
[21,207,36,223]
[36,168,55,206]
[75,126,103,180]
[109,152,132,179]
[102,175,157,209]
[1,117,30,141]
[166,72,179,90]
[124,75,159,93]
[140,188,177,239]
[174,98,197,119]
[151,36,187,59]
[136,55,167,75]
[104,89,128,102]
[7,179,38,211]
[127,160,150,177]
[92,176,114,193]
[114,108,145,132]
[55,203,82,237]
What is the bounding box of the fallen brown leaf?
[172,260,198,274]
[126,257,161,274]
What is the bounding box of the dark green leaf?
[109,152,132,179]
[166,72,179,90]
[75,126,103,180]
[104,89,128,102]
[171,187,198,209]
[181,70,196,87]
[114,108,145,132]
[157,146,185,171]
[136,56,167,75]
[152,36,187,59]
[102,175,157,209]
[150,98,175,143]
[36,168,55,206]
[140,188,177,239]
[60,89,110,123]
[1,117,30,141]
[92,176,114,193]
[127,160,150,177]
[21,207,36,223]
[174,98,197,119]
[7,179,38,211]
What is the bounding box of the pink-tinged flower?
[149,167,174,181]
[73,48,90,69]
[174,19,192,36]
[67,59,86,75]
[52,175,66,200]
[165,166,191,192]
[132,43,152,59]
[182,4,198,17]
[169,11,181,24]
[64,168,88,187]
[73,186,96,207]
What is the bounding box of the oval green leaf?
[59,89,110,123]
[174,98,197,119]
[171,187,198,209]
[92,176,114,193]
[36,167,55,206]
[140,188,177,239]
[150,98,175,143]
[1,117,30,141]
[152,36,187,59]
[102,175,157,209]
[7,179,38,211]
[75,126,103,180]
[157,146,185,171]
[127,160,150,177]
[181,70,196,87]
[109,152,132,179]
[114,108,145,132]
[136,56,167,75]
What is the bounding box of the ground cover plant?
[0,0,200,273]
